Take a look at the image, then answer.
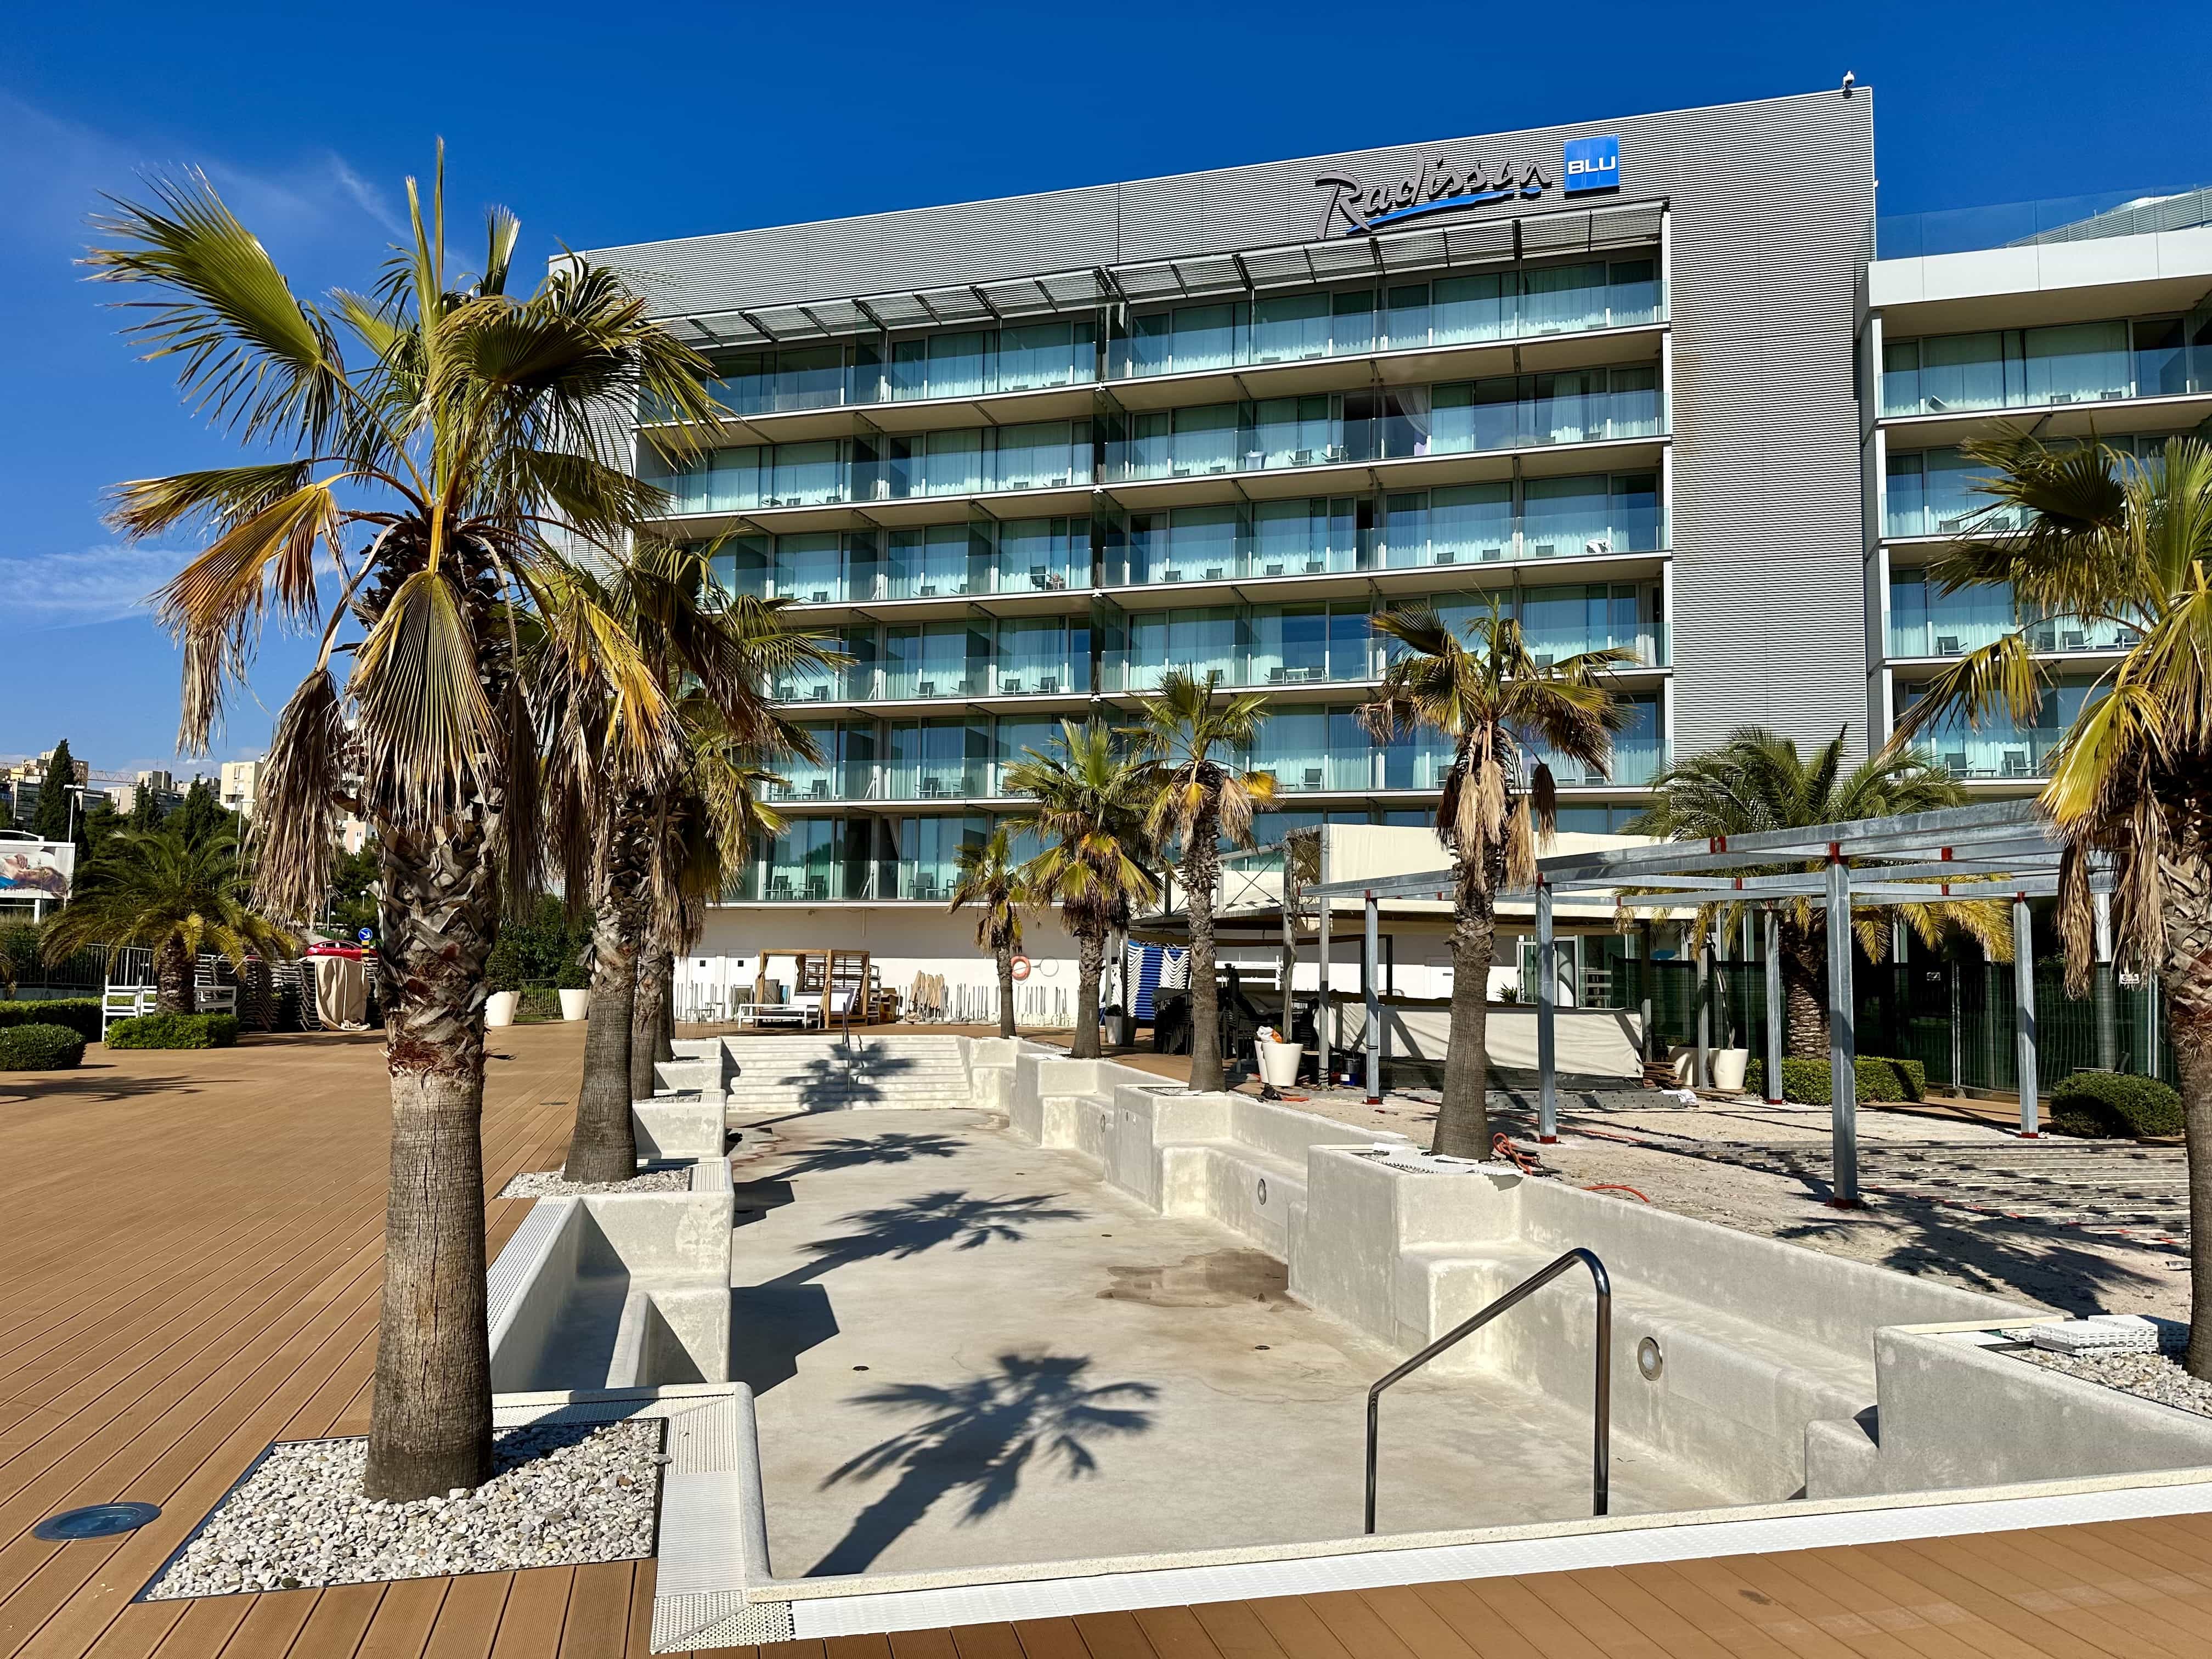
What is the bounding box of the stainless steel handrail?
[1364,1246,1610,1534]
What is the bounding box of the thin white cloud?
[0,544,189,628]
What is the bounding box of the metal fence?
[1601,954,2177,1095]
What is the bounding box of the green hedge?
[105,1012,240,1050]
[1743,1055,1927,1105]
[2050,1070,2183,1139]
[0,999,101,1043]
[0,1023,87,1070]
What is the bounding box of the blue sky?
[3,1,2207,779]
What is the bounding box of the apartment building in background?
[581,90,2211,1005]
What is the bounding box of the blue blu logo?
[1563,135,1620,196]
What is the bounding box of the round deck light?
[33,1503,160,1542]
[1637,1337,1664,1381]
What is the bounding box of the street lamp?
[63,784,86,845]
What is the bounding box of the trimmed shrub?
[0,1022,87,1070]
[0,998,101,1043]
[1743,1055,1927,1105]
[104,1012,241,1050]
[2050,1070,2183,1139]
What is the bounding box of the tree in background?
[90,150,718,1498]
[948,823,1030,1040]
[171,778,230,847]
[1361,604,1632,1158]
[326,836,381,939]
[42,825,292,1013]
[30,742,77,845]
[126,781,168,834]
[1887,430,2212,1377]
[1123,671,1277,1091]
[1628,727,2008,1056]
[1005,721,1158,1059]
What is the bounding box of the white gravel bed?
[144,1419,662,1598]
[499,1166,692,1198]
[2012,1347,2212,1417]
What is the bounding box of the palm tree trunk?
[1071,928,1104,1059]
[568,821,646,1184]
[2165,832,2212,1379]
[996,943,1017,1039]
[1183,817,1223,1091]
[1782,928,1829,1059]
[155,938,195,1015]
[1434,869,1498,1159]
[657,955,676,1060]
[630,946,668,1103]
[363,817,496,1501]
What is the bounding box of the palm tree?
[627,716,792,1103]
[1361,605,1633,1158]
[1123,672,1278,1091]
[43,825,292,1013]
[947,823,1030,1040]
[1888,430,2212,1376]
[1003,721,1158,1059]
[89,153,718,1499]
[547,542,832,1184]
[1628,728,2010,1056]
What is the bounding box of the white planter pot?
[1711,1047,1752,1092]
[559,988,591,1022]
[1254,1040,1304,1089]
[486,990,518,1028]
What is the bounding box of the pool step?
[721,1036,973,1112]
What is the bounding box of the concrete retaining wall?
[1805,1327,2212,1499]
[488,1160,735,1392]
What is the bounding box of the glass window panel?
[890,339,928,400]
[1385,283,1431,350]
[1886,451,1927,535]
[1610,472,1661,550]
[1165,607,1238,682]
[995,618,1071,695]
[1252,292,1330,364]
[1254,395,1336,468]
[1607,258,1661,324]
[996,321,1091,392]
[1328,708,1376,790]
[2022,320,2131,405]
[1441,481,1517,563]
[774,345,845,411]
[1327,605,1370,681]
[1249,606,1328,685]
[1251,499,1334,577]
[1917,334,2007,414]
[1522,262,1607,335]
[1923,447,2017,533]
[920,429,983,496]
[1256,708,1329,792]
[777,532,844,602]
[1881,338,1922,415]
[1125,311,1172,378]
[709,535,770,600]
[1169,403,1242,476]
[1169,303,1240,374]
[770,441,843,507]
[889,523,974,598]
[1522,476,1611,558]
[1157,505,1240,583]
[992,419,1087,492]
[1330,290,1375,354]
[996,516,1086,592]
[926,331,988,400]
[1432,272,1505,346]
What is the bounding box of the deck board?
[9,1024,2212,1659]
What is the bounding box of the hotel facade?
[584,91,2212,1008]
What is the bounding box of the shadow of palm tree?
[772,1131,969,1178]
[773,1189,1084,1286]
[808,1350,1159,1576]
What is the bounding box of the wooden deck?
[5,1024,2212,1658]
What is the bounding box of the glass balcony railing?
[1888,610,2138,658]
[1527,737,1667,787]
[1116,263,1663,380]
[1882,341,2212,418]
[1108,377,1661,484]
[1920,725,2066,780]
[1877,183,2212,260]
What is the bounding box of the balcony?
[1115,264,1663,381]
[1882,327,2212,421]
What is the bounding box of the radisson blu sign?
[1316,134,1622,236]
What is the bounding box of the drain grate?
[35,1503,160,1542]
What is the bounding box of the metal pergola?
[1310,800,2108,1204]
